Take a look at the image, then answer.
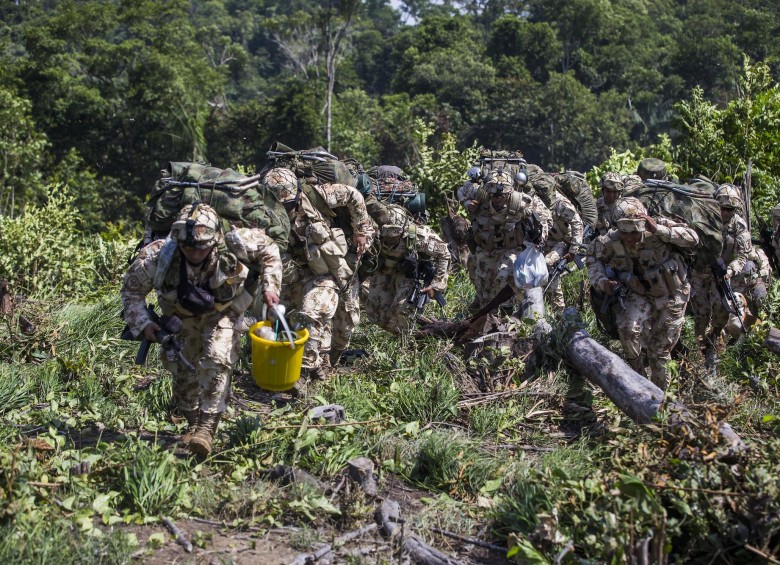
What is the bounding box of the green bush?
[0,186,128,297]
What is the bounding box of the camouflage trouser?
[285,271,359,370]
[332,277,360,359]
[161,310,241,415]
[545,276,565,312]
[690,272,730,349]
[362,267,417,334]
[616,288,689,389]
[472,248,523,311]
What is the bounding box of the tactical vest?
[153,242,251,317]
[472,192,528,251]
[605,232,688,298]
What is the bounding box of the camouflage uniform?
[595,172,624,235]
[467,171,552,311]
[588,198,699,389]
[544,191,583,311]
[732,246,772,313]
[690,185,753,360]
[362,203,450,334]
[122,204,282,455]
[268,168,374,377]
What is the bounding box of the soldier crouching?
[587,198,699,389]
[121,203,282,456]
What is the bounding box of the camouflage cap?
[264,167,298,202]
[484,170,514,194]
[716,184,742,209]
[637,158,666,181]
[613,197,647,232]
[170,203,222,249]
[600,172,624,192]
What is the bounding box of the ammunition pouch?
[400,253,418,278]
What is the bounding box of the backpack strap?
[153,237,179,290]
[300,182,336,219]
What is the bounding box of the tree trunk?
[565,329,745,454]
[764,327,780,356]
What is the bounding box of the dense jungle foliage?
[3,0,780,228]
[2,1,780,563]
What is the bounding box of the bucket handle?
[272,305,296,349]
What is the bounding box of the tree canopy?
[2,0,779,228]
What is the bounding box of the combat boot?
[181,409,200,445]
[703,348,718,377]
[189,412,221,457]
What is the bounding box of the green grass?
[0,247,779,564]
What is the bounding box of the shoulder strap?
[300,181,336,219]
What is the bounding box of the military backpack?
[145,161,291,253]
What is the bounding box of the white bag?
[513,244,549,289]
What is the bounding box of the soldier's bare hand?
[264,291,280,308]
[600,280,619,296]
[638,213,658,233]
[354,235,368,256]
[143,322,161,342]
[421,286,436,298]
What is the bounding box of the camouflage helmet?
[600,172,625,192]
[264,167,298,202]
[170,203,222,249]
[613,197,647,233]
[484,170,514,194]
[637,158,667,181]
[716,184,742,209]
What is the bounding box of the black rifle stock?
[121,305,195,372]
[408,260,446,315]
[711,259,747,334]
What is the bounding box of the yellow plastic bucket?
[249,321,309,391]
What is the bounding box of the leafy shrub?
[0,186,128,297]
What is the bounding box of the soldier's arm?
[318,183,374,241]
[727,229,753,278]
[569,208,584,244]
[533,196,552,244]
[585,236,610,290]
[653,217,699,248]
[416,227,450,292]
[120,241,162,338]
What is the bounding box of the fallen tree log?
[765,327,780,356]
[565,329,745,455]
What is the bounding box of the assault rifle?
[542,227,593,295]
[121,305,195,371]
[520,210,544,245]
[602,266,628,311]
[407,260,446,316]
[160,174,263,189]
[711,258,747,334]
[754,217,779,277]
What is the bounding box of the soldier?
[467,170,552,314]
[595,172,624,235]
[121,203,282,456]
[362,203,450,334]
[588,198,699,389]
[266,168,373,378]
[689,184,753,370]
[544,190,584,312]
[636,158,667,181]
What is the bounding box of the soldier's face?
[604,188,621,205]
[720,207,735,222]
[491,192,509,208]
[619,230,642,247]
[180,244,213,265]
